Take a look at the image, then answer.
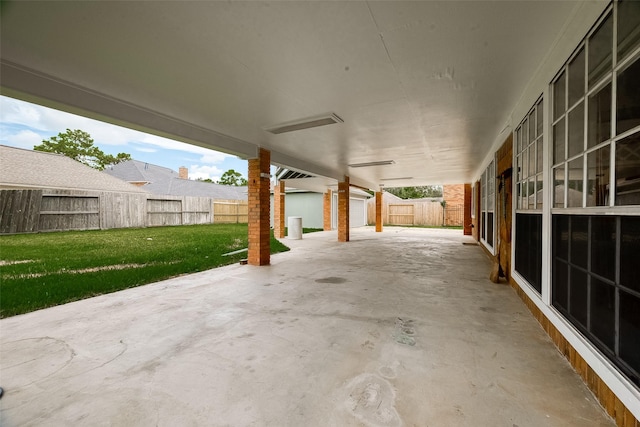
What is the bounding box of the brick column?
[463,183,472,235]
[338,176,349,242]
[375,191,383,232]
[323,189,332,231]
[274,180,285,238]
[248,148,271,266]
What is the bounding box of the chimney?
[179,166,188,180]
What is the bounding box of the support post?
[248,148,271,266]
[274,180,285,239]
[375,191,383,232]
[338,176,350,242]
[464,183,472,235]
[323,189,332,231]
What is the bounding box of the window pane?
[619,291,640,379]
[516,127,522,154]
[536,174,543,210]
[587,145,610,207]
[588,13,613,87]
[529,144,536,179]
[554,72,566,120]
[554,118,565,165]
[621,216,640,292]
[569,48,585,106]
[520,179,527,210]
[516,182,522,210]
[523,118,529,149]
[588,82,612,149]
[568,102,585,158]
[528,177,535,209]
[615,133,640,206]
[554,165,565,208]
[569,267,588,327]
[515,214,542,293]
[590,278,615,351]
[553,259,569,311]
[537,100,544,137]
[516,154,522,182]
[536,140,543,174]
[567,157,584,208]
[522,145,529,179]
[487,212,494,247]
[570,216,589,269]
[529,111,536,142]
[616,58,640,135]
[617,0,640,63]
[591,216,616,280]
[554,215,570,260]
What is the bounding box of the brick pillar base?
[248,148,270,266]
[274,180,285,238]
[338,177,349,242]
[323,189,332,231]
[375,191,383,232]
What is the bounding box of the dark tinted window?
[591,216,616,280]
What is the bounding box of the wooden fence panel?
[415,202,443,226]
[147,198,182,226]
[39,194,100,231]
[101,192,147,229]
[213,199,248,223]
[388,204,415,225]
[0,190,235,234]
[0,189,42,234]
[182,196,212,225]
[367,198,444,226]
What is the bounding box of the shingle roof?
[104,160,247,200]
[0,145,149,193]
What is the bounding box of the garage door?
[349,198,366,228]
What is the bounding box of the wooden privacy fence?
[212,199,248,224]
[367,198,464,227]
[0,189,248,234]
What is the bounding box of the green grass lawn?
[0,224,289,318]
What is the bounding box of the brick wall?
[463,183,472,235]
[443,184,465,226]
[323,189,332,231]
[375,191,383,232]
[274,181,285,238]
[338,177,349,242]
[247,148,270,265]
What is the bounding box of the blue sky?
[0,95,249,181]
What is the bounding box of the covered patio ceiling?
[1,1,579,190]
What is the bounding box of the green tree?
[217,169,248,186]
[34,129,131,170]
[385,185,442,199]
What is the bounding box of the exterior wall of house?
[284,192,324,229]
[474,2,640,423]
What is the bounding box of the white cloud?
[189,165,225,181]
[2,129,44,149]
[133,147,157,153]
[0,96,233,164]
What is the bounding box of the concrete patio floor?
[0,227,614,426]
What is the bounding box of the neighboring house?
[104,160,247,200]
[270,188,371,230]
[0,145,148,194]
